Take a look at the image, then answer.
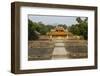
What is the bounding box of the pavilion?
[47,26,73,40]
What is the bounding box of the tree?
[46,25,55,31]
[28,20,53,40]
[28,19,39,40]
[69,17,88,40]
[76,17,82,23]
[36,22,50,35]
[57,24,67,29]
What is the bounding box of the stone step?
[52,46,68,59]
[54,43,65,47]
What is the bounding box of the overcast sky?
[28,15,86,26]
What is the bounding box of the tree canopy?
[28,17,88,40]
[69,17,88,40]
[28,19,55,40]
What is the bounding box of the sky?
[28,15,87,26]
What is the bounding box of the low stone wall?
[28,40,54,60]
[28,41,54,48]
[65,40,88,58]
[28,39,88,60]
[28,48,54,60]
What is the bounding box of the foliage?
[28,17,88,40]
[69,17,88,40]
[28,19,39,40]
[57,24,68,29]
[28,19,55,40]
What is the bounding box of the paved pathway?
[52,39,68,60]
